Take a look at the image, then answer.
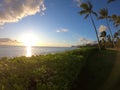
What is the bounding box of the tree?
[107,35,112,42]
[99,8,115,47]
[111,15,120,27]
[110,15,120,47]
[100,31,107,48]
[100,31,107,38]
[79,1,101,50]
[106,35,113,47]
[114,32,120,48]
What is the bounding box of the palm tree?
[100,31,107,48]
[110,15,120,47]
[79,1,101,50]
[106,35,113,47]
[111,15,120,27]
[114,32,120,48]
[107,35,112,42]
[111,14,120,27]
[100,31,107,38]
[99,8,115,47]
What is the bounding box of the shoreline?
[0,46,77,59]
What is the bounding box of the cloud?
[75,0,82,3]
[56,28,69,33]
[0,38,22,45]
[74,0,82,6]
[79,38,97,45]
[98,25,108,32]
[0,0,46,25]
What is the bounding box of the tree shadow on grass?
[71,49,119,90]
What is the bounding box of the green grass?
[0,48,94,90]
[0,48,119,90]
[71,49,119,90]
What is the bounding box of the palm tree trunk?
[90,14,101,50]
[106,18,116,47]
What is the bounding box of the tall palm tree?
[79,1,101,50]
[99,8,115,47]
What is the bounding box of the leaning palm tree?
[98,8,115,47]
[79,1,101,50]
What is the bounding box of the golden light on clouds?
[0,0,46,25]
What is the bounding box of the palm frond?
[111,15,120,27]
[99,8,108,18]
[79,10,88,15]
[108,16,111,18]
[107,0,116,3]
[80,3,89,10]
[111,14,117,19]
[88,1,92,10]
[84,14,89,19]
[92,11,97,17]
[98,16,104,20]
[79,1,97,20]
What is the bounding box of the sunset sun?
[21,33,38,46]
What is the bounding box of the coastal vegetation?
[0,48,89,90]
[0,48,119,90]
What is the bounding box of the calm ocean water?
[0,46,76,58]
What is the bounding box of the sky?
[0,0,120,47]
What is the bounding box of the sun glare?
[26,45,32,57]
[21,33,38,46]
[20,33,38,57]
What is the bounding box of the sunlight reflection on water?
[0,46,76,58]
[26,46,32,57]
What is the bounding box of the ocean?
[0,46,76,58]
